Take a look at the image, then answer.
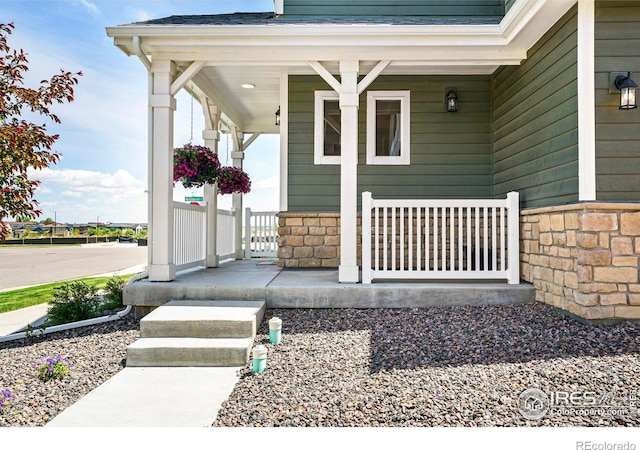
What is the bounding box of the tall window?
[314,90,341,165]
[366,91,410,165]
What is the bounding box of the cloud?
[128,8,155,23]
[29,167,147,223]
[68,0,100,14]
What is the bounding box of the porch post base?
[339,265,360,283]
[149,264,176,282]
[206,254,219,268]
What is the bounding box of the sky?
[3,0,280,225]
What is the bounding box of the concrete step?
[126,299,265,367]
[139,300,265,339]
[126,337,254,367]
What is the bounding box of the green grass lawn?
[0,275,134,314]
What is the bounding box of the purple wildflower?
[0,388,12,413]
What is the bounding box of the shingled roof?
[132,12,503,27]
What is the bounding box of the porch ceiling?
[106,0,577,134]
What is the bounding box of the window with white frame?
[366,91,410,165]
[314,90,341,165]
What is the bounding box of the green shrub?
[47,281,100,326]
[98,276,126,312]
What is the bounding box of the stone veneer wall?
[520,203,640,322]
[277,212,361,268]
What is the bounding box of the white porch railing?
[173,201,207,271]
[362,191,520,284]
[244,208,278,258]
[217,208,238,262]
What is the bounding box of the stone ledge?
[278,212,341,218]
[521,202,640,216]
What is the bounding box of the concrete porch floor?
[125,259,535,312]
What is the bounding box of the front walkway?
[47,367,239,427]
[125,259,535,311]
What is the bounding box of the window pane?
[324,100,341,156]
[375,100,401,157]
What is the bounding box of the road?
[0,243,147,291]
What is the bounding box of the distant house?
[7,222,147,237]
[107,0,640,322]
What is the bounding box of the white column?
[202,100,220,267]
[231,130,244,260]
[578,0,596,201]
[149,60,177,281]
[338,60,360,283]
[279,73,289,212]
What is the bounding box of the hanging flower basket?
[217,166,251,195]
[173,144,220,188]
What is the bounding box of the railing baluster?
[374,206,379,272]
[433,207,438,271]
[483,207,489,272]
[383,207,388,271]
[500,206,505,271]
[416,207,421,271]
[457,207,462,271]
[400,207,405,272]
[492,206,497,272]
[425,207,430,272]
[392,207,397,271]
[449,206,454,271]
[475,206,480,271]
[441,207,446,272]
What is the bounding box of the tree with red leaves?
[0,23,82,239]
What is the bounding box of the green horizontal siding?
[284,0,504,16]
[491,6,578,209]
[287,75,492,212]
[594,1,640,201]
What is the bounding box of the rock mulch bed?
[1,303,638,427]
[0,314,139,427]
[214,303,640,427]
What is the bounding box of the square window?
[314,91,341,165]
[366,91,410,165]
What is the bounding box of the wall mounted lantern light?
[275,106,281,126]
[446,90,458,112]
[614,72,638,110]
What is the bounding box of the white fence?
[361,192,519,284]
[244,208,278,258]
[173,201,207,271]
[217,208,238,262]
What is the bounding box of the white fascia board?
[501,0,577,46]
[107,24,504,40]
[112,45,525,69]
[107,24,509,60]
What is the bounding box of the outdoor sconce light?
[614,72,638,110]
[446,90,458,112]
[275,106,281,126]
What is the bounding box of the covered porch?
[106,0,577,285]
[124,259,535,316]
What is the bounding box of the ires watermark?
[518,388,637,420]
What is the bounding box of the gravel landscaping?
[214,303,640,427]
[0,314,139,427]
[0,302,639,427]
